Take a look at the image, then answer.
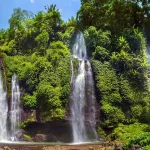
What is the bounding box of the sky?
[0,0,81,29]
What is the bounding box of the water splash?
[10,74,21,141]
[0,70,8,141]
[70,32,98,143]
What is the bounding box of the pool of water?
[0,140,103,146]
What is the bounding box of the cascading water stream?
[10,74,21,141]
[0,70,8,141]
[86,61,98,140]
[70,32,98,143]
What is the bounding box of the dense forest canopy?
[1,0,150,148]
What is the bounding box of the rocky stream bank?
[0,141,142,150]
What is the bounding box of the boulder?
[33,134,47,142]
[115,143,123,150]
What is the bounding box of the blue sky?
[0,0,81,29]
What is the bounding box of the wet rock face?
[33,134,47,142]
[24,120,72,142]
[20,109,73,142]
[21,109,37,123]
[14,129,24,141]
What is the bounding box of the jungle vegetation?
[1,0,150,148]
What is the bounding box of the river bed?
[0,142,104,150]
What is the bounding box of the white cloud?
[30,0,35,3]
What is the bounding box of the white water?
[86,61,98,140]
[10,74,21,141]
[0,70,8,141]
[70,32,98,143]
[146,45,150,64]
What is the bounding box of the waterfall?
[10,74,21,141]
[70,32,98,143]
[0,70,8,141]
[86,61,98,140]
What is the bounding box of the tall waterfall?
[10,74,21,141]
[0,70,8,141]
[70,32,98,143]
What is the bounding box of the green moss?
[97,126,106,139]
[21,118,35,128]
[85,63,89,71]
[21,112,35,128]
[23,134,31,140]
[72,57,79,75]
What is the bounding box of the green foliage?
[46,41,70,65]
[58,26,75,48]
[92,60,121,104]
[21,118,35,128]
[124,28,146,55]
[119,76,133,102]
[92,60,125,128]
[110,123,148,141]
[36,82,65,121]
[1,1,150,142]
[124,132,150,150]
[71,57,79,75]
[3,41,71,121]
[110,50,131,73]
[35,30,49,55]
[131,105,143,119]
[141,102,150,123]
[23,134,31,140]
[97,126,106,139]
[118,36,130,52]
[92,46,109,62]
[142,146,150,150]
[92,52,149,127]
[78,0,150,34]
[23,92,37,108]
[101,103,125,128]
[79,3,149,128]
[84,26,111,56]
[56,56,71,106]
